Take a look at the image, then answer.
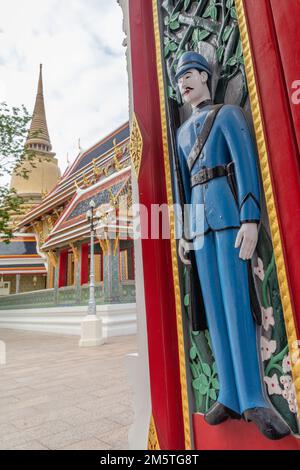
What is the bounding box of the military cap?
[175,51,212,82]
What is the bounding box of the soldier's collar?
[193,99,213,114]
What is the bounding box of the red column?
[129,0,185,450]
[81,243,89,285]
[58,250,68,288]
[270,0,300,154]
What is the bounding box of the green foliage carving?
[255,228,299,434]
[190,329,219,412]
[183,269,219,413]
[162,0,247,105]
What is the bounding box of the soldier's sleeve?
[221,105,261,224]
[176,130,191,206]
[174,131,192,240]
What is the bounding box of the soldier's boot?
[243,407,291,440]
[205,402,241,426]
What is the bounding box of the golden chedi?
[10,64,60,205]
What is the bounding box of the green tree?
[0,102,37,240]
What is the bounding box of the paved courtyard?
[0,329,137,450]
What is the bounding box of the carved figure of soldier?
[175,51,290,440]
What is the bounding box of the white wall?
[0,303,137,338]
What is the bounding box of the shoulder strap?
[187,104,224,173]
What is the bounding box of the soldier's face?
[178,69,208,106]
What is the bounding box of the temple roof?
[69,124,129,174]
[41,167,132,250]
[17,122,130,228]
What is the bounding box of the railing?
[119,281,136,303]
[0,283,136,310]
[0,289,56,309]
[80,284,105,304]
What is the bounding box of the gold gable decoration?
[98,238,110,256]
[130,114,143,178]
[32,221,45,247]
[45,214,58,233]
[113,138,123,171]
[69,243,79,264]
[93,159,102,179]
[48,250,58,268]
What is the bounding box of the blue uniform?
[176,103,269,414]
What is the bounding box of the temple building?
[16,121,134,306]
[0,66,136,339]
[0,233,47,296]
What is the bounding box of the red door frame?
[129,0,185,450]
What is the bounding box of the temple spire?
[26,64,53,153]
[10,63,60,204]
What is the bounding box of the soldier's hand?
[178,238,191,265]
[235,223,258,260]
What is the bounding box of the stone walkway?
[0,329,137,450]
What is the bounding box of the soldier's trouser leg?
[215,228,269,413]
[194,231,240,414]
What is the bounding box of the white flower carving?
[254,257,265,281]
[264,374,282,396]
[289,404,297,414]
[282,354,292,374]
[280,375,292,389]
[261,337,277,361]
[261,306,275,332]
[287,387,298,414]
[282,390,289,400]
[288,389,295,402]
[284,382,292,391]
[279,376,298,414]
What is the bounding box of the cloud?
[0,0,128,176]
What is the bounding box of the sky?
[0,0,128,176]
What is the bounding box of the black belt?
[190,165,228,188]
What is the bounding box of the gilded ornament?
[130,114,143,178]
[148,415,160,450]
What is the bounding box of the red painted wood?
[80,243,89,285]
[58,250,68,288]
[270,0,300,154]
[129,0,185,450]
[243,0,300,335]
[193,415,300,450]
